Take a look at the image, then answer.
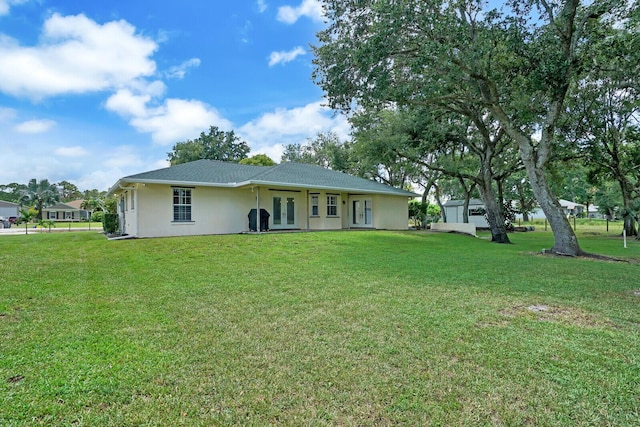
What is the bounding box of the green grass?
[12,222,103,234]
[1,229,639,426]
[523,217,625,235]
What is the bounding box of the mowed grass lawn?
[1,229,639,426]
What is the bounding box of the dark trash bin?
[248,209,270,231]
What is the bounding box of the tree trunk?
[478,173,510,243]
[525,162,583,256]
[620,184,638,237]
[613,173,639,237]
[460,178,474,224]
[462,194,470,224]
[434,185,446,223]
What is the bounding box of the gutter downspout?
[256,186,260,234]
[135,187,139,238]
[306,189,310,230]
[118,184,136,236]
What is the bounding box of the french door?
[351,198,373,227]
[272,195,296,229]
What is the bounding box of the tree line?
[309,0,639,255]
[1,179,106,220]
[166,2,638,257]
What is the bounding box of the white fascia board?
[241,180,417,197]
[105,179,123,198]
[123,179,238,188]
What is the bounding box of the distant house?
[0,200,19,220]
[529,199,586,219]
[106,160,416,238]
[43,201,88,222]
[587,205,604,219]
[445,198,589,224]
[443,198,489,228]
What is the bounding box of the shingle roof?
[113,160,415,197]
[443,198,484,207]
[0,200,19,208]
[44,202,78,210]
[64,200,86,209]
[124,159,270,184]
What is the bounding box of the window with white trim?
[311,194,319,216]
[173,188,192,222]
[327,195,338,216]
[130,191,135,210]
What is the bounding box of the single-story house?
[0,200,19,220]
[445,198,589,224]
[443,198,489,228]
[529,199,586,219]
[587,205,605,219]
[43,201,87,222]
[106,160,417,238]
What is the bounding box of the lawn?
[1,229,639,426]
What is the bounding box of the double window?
[327,195,338,216]
[173,188,192,222]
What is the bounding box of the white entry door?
[272,195,297,229]
[351,198,373,227]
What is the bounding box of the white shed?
[0,200,19,220]
[443,198,490,228]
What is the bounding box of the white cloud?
[76,147,148,190]
[239,20,253,44]
[257,0,267,13]
[0,106,17,122]
[277,0,324,24]
[238,100,351,160]
[105,89,153,118]
[268,46,306,66]
[54,146,88,157]
[0,0,27,16]
[103,145,145,169]
[0,13,157,99]
[14,119,56,133]
[118,97,233,145]
[165,58,201,80]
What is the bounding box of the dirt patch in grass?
[498,304,611,328]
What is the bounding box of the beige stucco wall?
[117,184,410,237]
[372,194,410,230]
[119,189,138,235]
[306,191,345,230]
[131,184,256,238]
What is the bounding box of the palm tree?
[80,198,102,230]
[19,179,60,220]
[38,219,56,233]
[18,209,35,235]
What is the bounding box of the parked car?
[0,217,11,228]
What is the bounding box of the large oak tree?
[167,126,250,165]
[313,0,635,256]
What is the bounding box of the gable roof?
[0,200,19,208]
[109,160,416,197]
[443,198,485,207]
[64,200,87,210]
[43,202,79,211]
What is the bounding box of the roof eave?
[242,180,417,197]
[108,178,239,196]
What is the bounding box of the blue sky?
[0,0,349,191]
